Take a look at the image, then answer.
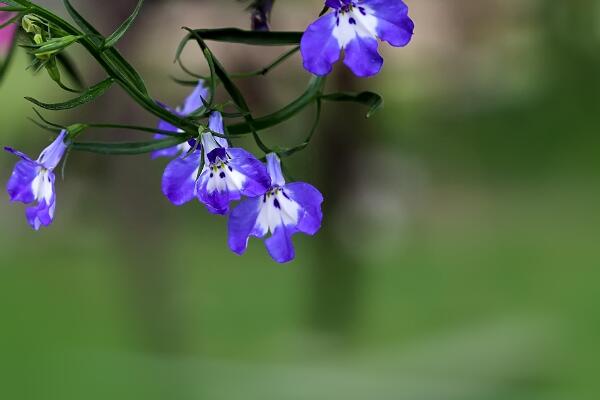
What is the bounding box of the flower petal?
[37,130,68,170]
[228,196,263,255]
[228,148,271,196]
[25,197,56,231]
[265,225,297,263]
[6,159,38,204]
[285,182,324,235]
[362,0,414,47]
[179,80,209,116]
[4,146,35,163]
[208,112,229,148]
[343,34,383,77]
[301,13,342,76]
[196,168,242,215]
[161,151,201,206]
[266,153,286,187]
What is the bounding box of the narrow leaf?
[72,137,185,155]
[25,77,114,110]
[189,28,302,46]
[320,91,383,118]
[103,0,144,49]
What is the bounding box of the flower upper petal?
[161,151,201,206]
[37,130,68,171]
[228,196,263,255]
[208,112,229,148]
[301,13,342,76]
[179,80,209,116]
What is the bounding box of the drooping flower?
[228,153,324,263]
[161,112,270,214]
[301,0,414,77]
[4,130,69,230]
[152,80,208,159]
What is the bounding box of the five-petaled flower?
[161,112,270,214]
[228,153,324,263]
[5,130,68,230]
[301,0,414,77]
[152,80,208,159]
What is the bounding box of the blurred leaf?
[56,52,85,89]
[320,91,383,118]
[188,28,302,46]
[25,77,114,110]
[102,0,144,49]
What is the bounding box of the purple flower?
[0,8,17,58]
[228,153,324,263]
[301,0,414,77]
[152,80,209,159]
[4,130,68,230]
[161,112,270,214]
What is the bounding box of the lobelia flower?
[4,130,68,230]
[152,80,209,159]
[228,153,324,263]
[161,112,270,214]
[301,0,414,77]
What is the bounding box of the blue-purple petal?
[228,196,263,255]
[285,182,324,235]
[6,159,38,204]
[266,153,286,187]
[363,0,414,47]
[265,225,297,263]
[343,35,383,77]
[208,112,228,148]
[196,169,242,215]
[180,80,209,116]
[301,13,342,76]
[228,148,271,196]
[37,130,68,170]
[161,151,201,206]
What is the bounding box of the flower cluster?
[3,0,413,263]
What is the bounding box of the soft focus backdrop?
[1,0,599,399]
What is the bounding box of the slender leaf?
[188,28,302,46]
[25,77,114,110]
[320,91,383,118]
[62,0,103,46]
[103,0,144,49]
[228,76,325,135]
[72,137,185,155]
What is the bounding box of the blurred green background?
[1,0,599,399]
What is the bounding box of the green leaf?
[188,28,302,46]
[228,76,325,135]
[72,137,185,155]
[0,5,28,12]
[320,91,384,118]
[25,77,114,110]
[103,0,144,49]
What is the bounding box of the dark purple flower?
[161,112,270,214]
[4,130,68,230]
[228,153,324,263]
[301,0,414,77]
[152,80,209,159]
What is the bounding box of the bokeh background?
[1,0,599,399]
